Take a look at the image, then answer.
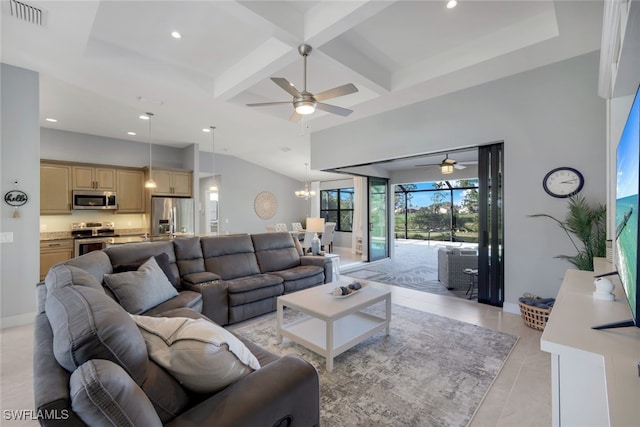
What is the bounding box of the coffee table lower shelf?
[278,311,389,371]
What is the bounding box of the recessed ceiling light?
[446,0,458,9]
[202,128,211,133]
[171,31,182,39]
[45,118,57,123]
[139,114,150,120]
[127,132,136,136]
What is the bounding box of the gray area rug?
[345,241,475,299]
[229,303,517,427]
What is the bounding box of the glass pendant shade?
[441,163,454,174]
[144,112,157,188]
[209,126,218,191]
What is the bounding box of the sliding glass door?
[368,177,389,261]
[477,143,504,306]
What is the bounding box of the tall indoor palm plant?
[530,195,606,271]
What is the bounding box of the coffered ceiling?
[0,0,603,181]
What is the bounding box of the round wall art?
[254,191,278,219]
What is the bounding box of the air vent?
[9,0,43,25]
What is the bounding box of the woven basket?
[518,302,552,331]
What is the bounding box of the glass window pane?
[340,211,353,231]
[325,211,338,224]
[339,190,353,209]
[327,191,338,209]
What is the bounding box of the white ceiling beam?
[302,1,398,94]
[319,37,392,94]
[209,1,304,100]
[303,1,396,46]
[214,38,296,100]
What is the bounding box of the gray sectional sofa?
[33,232,330,426]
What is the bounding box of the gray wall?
[202,154,310,234]
[1,64,40,327]
[312,52,607,312]
[41,128,188,169]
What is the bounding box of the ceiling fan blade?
[314,83,358,102]
[454,163,467,170]
[246,101,292,107]
[414,163,439,168]
[271,77,302,98]
[316,102,353,117]
[289,111,302,122]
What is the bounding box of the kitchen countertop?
[40,229,149,242]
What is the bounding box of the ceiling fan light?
[294,100,316,115]
[441,164,454,174]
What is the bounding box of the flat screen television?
[595,85,640,330]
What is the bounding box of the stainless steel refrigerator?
[151,197,195,238]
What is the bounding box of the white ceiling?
[0,0,604,182]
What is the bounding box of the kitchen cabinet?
[40,162,72,214]
[116,169,145,213]
[40,239,73,280]
[150,169,192,196]
[73,165,116,191]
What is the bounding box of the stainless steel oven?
[72,222,117,257]
[74,237,114,258]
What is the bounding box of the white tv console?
[541,259,640,427]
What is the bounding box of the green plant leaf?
[529,195,606,271]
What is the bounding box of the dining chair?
[291,222,303,232]
[321,222,336,253]
[274,223,288,232]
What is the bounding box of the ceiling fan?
[246,44,358,122]
[415,154,476,174]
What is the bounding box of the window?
[394,179,479,242]
[320,188,354,232]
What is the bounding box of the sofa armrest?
[183,280,229,326]
[166,355,319,427]
[301,255,332,283]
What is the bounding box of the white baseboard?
[502,302,520,315]
[1,312,36,329]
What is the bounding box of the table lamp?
[306,217,325,255]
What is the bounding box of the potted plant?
[530,195,606,271]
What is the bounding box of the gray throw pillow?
[104,257,178,314]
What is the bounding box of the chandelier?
[295,163,316,200]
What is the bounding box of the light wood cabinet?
[40,163,72,214]
[40,239,73,280]
[73,166,116,191]
[150,169,192,196]
[116,169,145,213]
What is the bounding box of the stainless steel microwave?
[72,191,117,210]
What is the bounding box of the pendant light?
[295,162,316,199]
[209,126,218,191]
[143,112,157,188]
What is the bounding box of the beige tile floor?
[0,247,550,427]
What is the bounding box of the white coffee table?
[276,281,391,371]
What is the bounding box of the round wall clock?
[254,191,278,219]
[542,167,584,198]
